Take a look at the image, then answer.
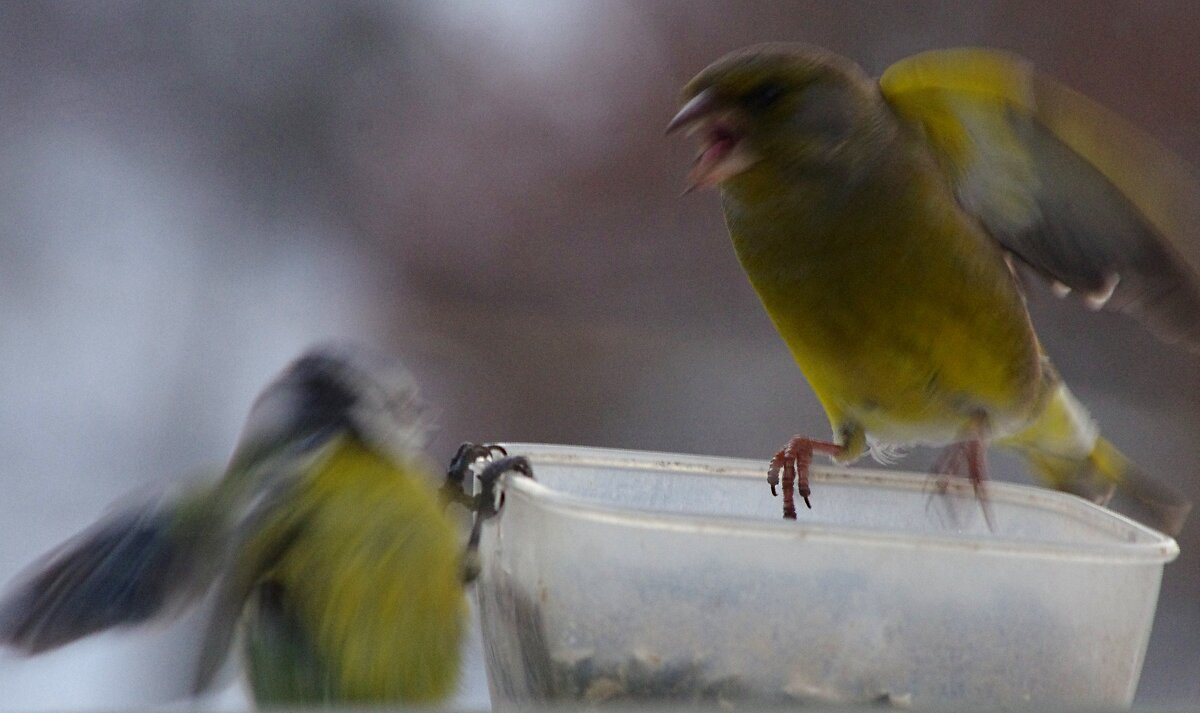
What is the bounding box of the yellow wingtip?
[880,47,1035,109]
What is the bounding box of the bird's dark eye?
[743,82,786,111]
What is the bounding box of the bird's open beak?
[666,89,718,135]
[667,89,757,192]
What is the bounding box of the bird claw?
[767,437,842,520]
[448,442,508,478]
[472,456,533,520]
[461,455,534,584]
[767,455,782,496]
[440,442,510,511]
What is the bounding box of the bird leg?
[768,437,845,519]
[440,442,508,510]
[471,455,533,522]
[931,436,994,529]
[930,443,967,494]
[462,455,533,584]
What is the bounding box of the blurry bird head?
[668,43,891,192]
[230,343,431,470]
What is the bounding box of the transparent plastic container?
[475,444,1179,710]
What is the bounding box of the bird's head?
[233,343,431,470]
[668,44,888,193]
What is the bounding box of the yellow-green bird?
[668,44,1197,535]
[0,345,522,705]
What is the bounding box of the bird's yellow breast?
[724,152,1042,444]
[269,441,466,702]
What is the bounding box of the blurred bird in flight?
[0,344,526,706]
[669,44,1197,534]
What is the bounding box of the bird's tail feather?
[999,383,1191,536]
[1074,437,1190,537]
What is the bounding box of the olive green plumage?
[194,437,466,705]
[671,44,1196,534]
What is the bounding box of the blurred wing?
[0,487,216,654]
[192,470,308,696]
[881,48,1200,351]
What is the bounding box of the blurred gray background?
[0,1,1197,709]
